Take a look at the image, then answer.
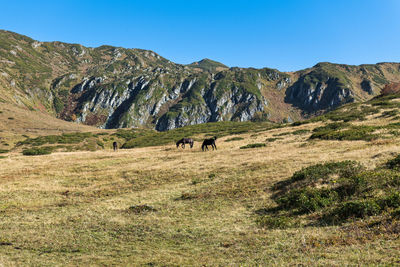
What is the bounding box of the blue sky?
[1,0,399,71]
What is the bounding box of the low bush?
[385,154,400,170]
[224,137,244,142]
[259,157,400,227]
[379,110,398,118]
[22,147,53,156]
[292,129,310,135]
[291,121,309,127]
[277,188,338,213]
[279,160,363,187]
[331,200,381,220]
[310,125,379,141]
[240,143,266,149]
[256,215,295,229]
[128,205,157,214]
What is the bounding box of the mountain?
[1,29,400,130]
[187,58,229,72]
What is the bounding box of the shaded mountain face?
[1,30,400,130]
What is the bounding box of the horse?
[176,138,194,149]
[201,136,217,151]
[113,141,118,151]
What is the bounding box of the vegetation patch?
[385,154,400,171]
[292,129,310,135]
[310,124,379,141]
[128,205,157,214]
[259,158,400,228]
[0,149,9,154]
[240,143,266,149]
[19,132,94,146]
[256,215,296,229]
[123,121,276,148]
[22,146,53,156]
[224,136,244,142]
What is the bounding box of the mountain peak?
[187,58,228,72]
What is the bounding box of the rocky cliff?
[1,30,400,130]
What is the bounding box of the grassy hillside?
[1,93,400,265]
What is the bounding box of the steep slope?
[285,62,400,113]
[1,30,400,131]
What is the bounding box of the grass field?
[1,98,400,265]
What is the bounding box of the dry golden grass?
[1,116,400,266]
[0,103,104,151]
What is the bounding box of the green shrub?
[22,147,53,156]
[259,154,400,227]
[96,140,104,148]
[291,121,309,127]
[273,132,291,137]
[385,154,400,170]
[224,137,244,142]
[277,188,338,213]
[391,207,400,218]
[312,122,350,132]
[292,129,310,135]
[310,125,379,141]
[256,215,294,229]
[289,160,363,184]
[380,110,398,118]
[266,138,279,142]
[128,205,157,214]
[0,149,9,154]
[381,191,400,208]
[333,200,381,219]
[240,143,266,149]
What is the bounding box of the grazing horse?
[113,141,118,151]
[202,136,217,151]
[176,138,194,149]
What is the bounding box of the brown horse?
[202,136,217,151]
[176,138,194,149]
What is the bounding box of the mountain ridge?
[1,29,400,130]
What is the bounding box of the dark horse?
[113,141,118,151]
[202,136,217,151]
[176,138,194,149]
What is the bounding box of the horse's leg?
[214,143,217,150]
